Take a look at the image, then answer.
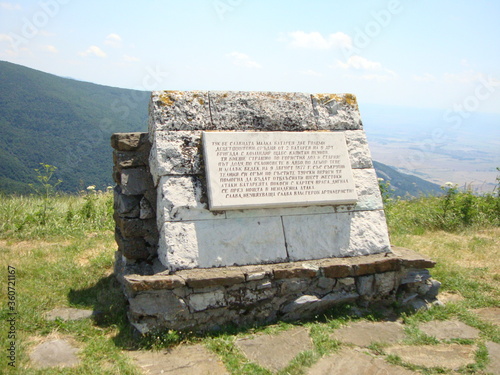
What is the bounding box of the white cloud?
[123,54,140,62]
[413,73,436,82]
[286,31,352,50]
[0,2,22,10]
[226,52,262,68]
[40,45,58,53]
[334,55,396,81]
[444,70,482,84]
[105,33,122,47]
[335,55,382,71]
[79,45,107,58]
[0,33,13,43]
[300,69,322,77]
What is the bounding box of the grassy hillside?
[0,192,498,373]
[0,61,149,193]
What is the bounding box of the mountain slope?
[374,160,442,197]
[0,61,442,197]
[0,60,149,193]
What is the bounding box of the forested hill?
[0,61,441,197]
[0,60,149,193]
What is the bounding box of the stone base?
[115,246,438,334]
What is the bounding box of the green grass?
[0,191,499,374]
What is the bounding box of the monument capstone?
[112,91,440,334]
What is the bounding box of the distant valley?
[361,104,499,193]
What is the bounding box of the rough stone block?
[158,217,288,271]
[209,91,317,131]
[115,214,156,238]
[139,197,155,219]
[188,289,226,312]
[311,93,362,130]
[149,91,211,135]
[157,175,225,224]
[120,167,153,196]
[352,168,384,210]
[374,272,398,295]
[128,290,189,321]
[344,130,373,169]
[283,210,391,261]
[124,274,185,292]
[111,132,149,151]
[149,131,203,184]
[356,274,375,296]
[113,149,149,170]
[114,186,141,218]
[176,268,246,288]
[273,265,319,279]
[115,229,150,260]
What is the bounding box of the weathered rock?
[111,132,149,151]
[344,130,373,169]
[210,91,317,131]
[473,307,500,326]
[127,344,229,375]
[331,321,406,347]
[419,319,480,340]
[307,348,417,375]
[385,344,477,370]
[139,196,155,219]
[188,289,226,312]
[311,93,362,130]
[149,91,211,135]
[30,339,80,369]
[114,186,141,218]
[486,341,500,375]
[235,327,312,372]
[123,274,185,292]
[115,229,150,260]
[45,308,94,321]
[113,149,149,170]
[149,130,203,183]
[156,175,224,223]
[120,167,153,196]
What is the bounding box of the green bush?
[384,177,500,236]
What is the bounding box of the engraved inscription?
[203,132,358,210]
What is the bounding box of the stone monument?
[112,91,440,334]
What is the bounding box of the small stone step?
[30,339,80,369]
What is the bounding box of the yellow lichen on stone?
[313,93,358,109]
[159,91,182,107]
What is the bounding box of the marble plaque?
[203,132,358,210]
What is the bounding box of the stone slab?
[486,341,500,375]
[307,348,417,375]
[149,91,211,135]
[156,175,225,224]
[235,327,312,372]
[385,344,477,370]
[473,307,500,326]
[149,130,203,184]
[345,130,373,168]
[158,216,288,270]
[418,319,481,340]
[203,131,358,210]
[311,93,363,130]
[30,339,80,369]
[330,321,406,347]
[127,344,229,375]
[283,210,391,260]
[209,91,317,131]
[45,308,94,321]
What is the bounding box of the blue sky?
[1,0,500,114]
